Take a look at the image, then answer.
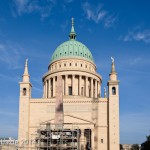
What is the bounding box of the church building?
[18,19,120,150]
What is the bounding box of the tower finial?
[109,57,117,81]
[23,58,30,82]
[69,17,76,40]
[72,17,74,27]
[111,56,116,73]
[25,58,28,67]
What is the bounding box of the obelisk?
[55,75,64,129]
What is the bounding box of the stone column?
[62,76,64,95]
[97,81,100,98]
[99,83,101,97]
[48,78,51,98]
[53,77,56,97]
[85,76,88,97]
[91,129,95,150]
[43,82,45,98]
[95,80,97,98]
[72,75,75,95]
[80,129,85,150]
[79,75,81,96]
[45,80,47,98]
[91,78,93,98]
[65,75,68,95]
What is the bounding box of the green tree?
[131,144,139,150]
[141,135,150,150]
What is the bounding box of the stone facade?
[18,21,120,150]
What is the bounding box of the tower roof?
[50,19,94,63]
[22,59,30,82]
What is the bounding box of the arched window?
[23,88,27,96]
[112,87,116,95]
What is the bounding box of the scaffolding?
[35,123,83,150]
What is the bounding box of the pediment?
[41,114,94,125]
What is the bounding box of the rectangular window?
[101,139,103,143]
[69,86,72,95]
[81,87,84,96]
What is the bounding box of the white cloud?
[104,14,118,28]
[82,2,107,23]
[13,0,56,18]
[82,2,117,27]
[123,29,150,43]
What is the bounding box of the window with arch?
[112,87,116,95]
[23,88,27,96]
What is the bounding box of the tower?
[18,59,32,147]
[107,57,120,150]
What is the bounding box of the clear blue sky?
[0,0,150,144]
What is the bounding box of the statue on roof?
[111,57,114,63]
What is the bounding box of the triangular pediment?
[41,114,94,125]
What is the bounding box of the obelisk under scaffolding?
[55,75,64,129]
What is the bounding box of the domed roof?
[51,18,94,63]
[51,40,94,62]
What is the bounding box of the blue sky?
[0,0,150,144]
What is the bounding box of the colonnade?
[43,75,101,98]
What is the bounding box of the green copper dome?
[51,40,94,62]
[51,18,94,63]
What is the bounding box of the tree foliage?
[131,144,139,150]
[141,135,150,150]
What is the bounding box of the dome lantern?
[69,18,76,40]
